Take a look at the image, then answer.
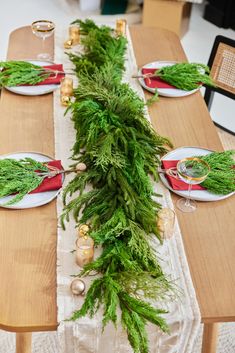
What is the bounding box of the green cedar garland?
[61,20,174,353]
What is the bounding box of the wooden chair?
[204,35,235,134]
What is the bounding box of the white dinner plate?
[160,146,235,202]
[138,61,200,97]
[5,60,59,96]
[0,151,64,209]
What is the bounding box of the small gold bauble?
[70,278,86,295]
[64,39,73,49]
[76,162,87,172]
[60,95,71,106]
[78,224,90,236]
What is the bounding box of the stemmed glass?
[176,157,210,213]
[31,20,55,61]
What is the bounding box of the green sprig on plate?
[0,158,48,205]
[199,150,235,195]
[155,63,215,91]
[0,61,50,87]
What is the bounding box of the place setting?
[0,151,89,209]
[0,20,77,96]
[133,60,215,98]
[158,146,235,212]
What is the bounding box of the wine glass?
[176,157,210,213]
[31,20,55,61]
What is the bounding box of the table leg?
[16,333,32,353]
[202,323,219,353]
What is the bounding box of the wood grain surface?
[0,26,57,332]
[130,26,235,324]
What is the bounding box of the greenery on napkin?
[62,19,174,353]
[0,61,50,87]
[200,150,235,194]
[0,158,48,205]
[155,62,215,91]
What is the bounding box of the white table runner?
[55,23,201,353]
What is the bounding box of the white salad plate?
[138,61,200,97]
[5,60,59,96]
[160,146,235,202]
[0,151,63,209]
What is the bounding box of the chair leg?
[204,88,215,111]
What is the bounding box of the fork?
[36,169,74,178]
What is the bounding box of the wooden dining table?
[0,24,235,353]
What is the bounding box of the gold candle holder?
[60,77,74,106]
[116,19,127,36]
[69,26,80,45]
[157,208,175,240]
[75,236,94,267]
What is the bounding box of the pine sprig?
[0,158,48,204]
[200,150,235,194]
[0,61,50,87]
[62,19,175,353]
[156,63,215,91]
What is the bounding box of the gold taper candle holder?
[116,19,127,36]
[75,236,94,267]
[69,26,80,45]
[60,77,74,106]
[157,208,175,240]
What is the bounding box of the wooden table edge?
[0,322,58,333]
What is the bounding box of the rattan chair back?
[210,41,235,95]
[204,35,235,134]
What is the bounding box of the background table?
[1,24,235,353]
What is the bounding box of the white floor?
[0,1,235,352]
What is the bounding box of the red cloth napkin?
[162,160,204,190]
[142,68,176,89]
[36,64,65,85]
[30,160,63,193]
[22,64,64,86]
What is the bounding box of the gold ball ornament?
[64,39,73,49]
[78,224,90,237]
[76,163,87,172]
[60,95,71,106]
[70,278,86,296]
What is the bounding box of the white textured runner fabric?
[55,23,201,353]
